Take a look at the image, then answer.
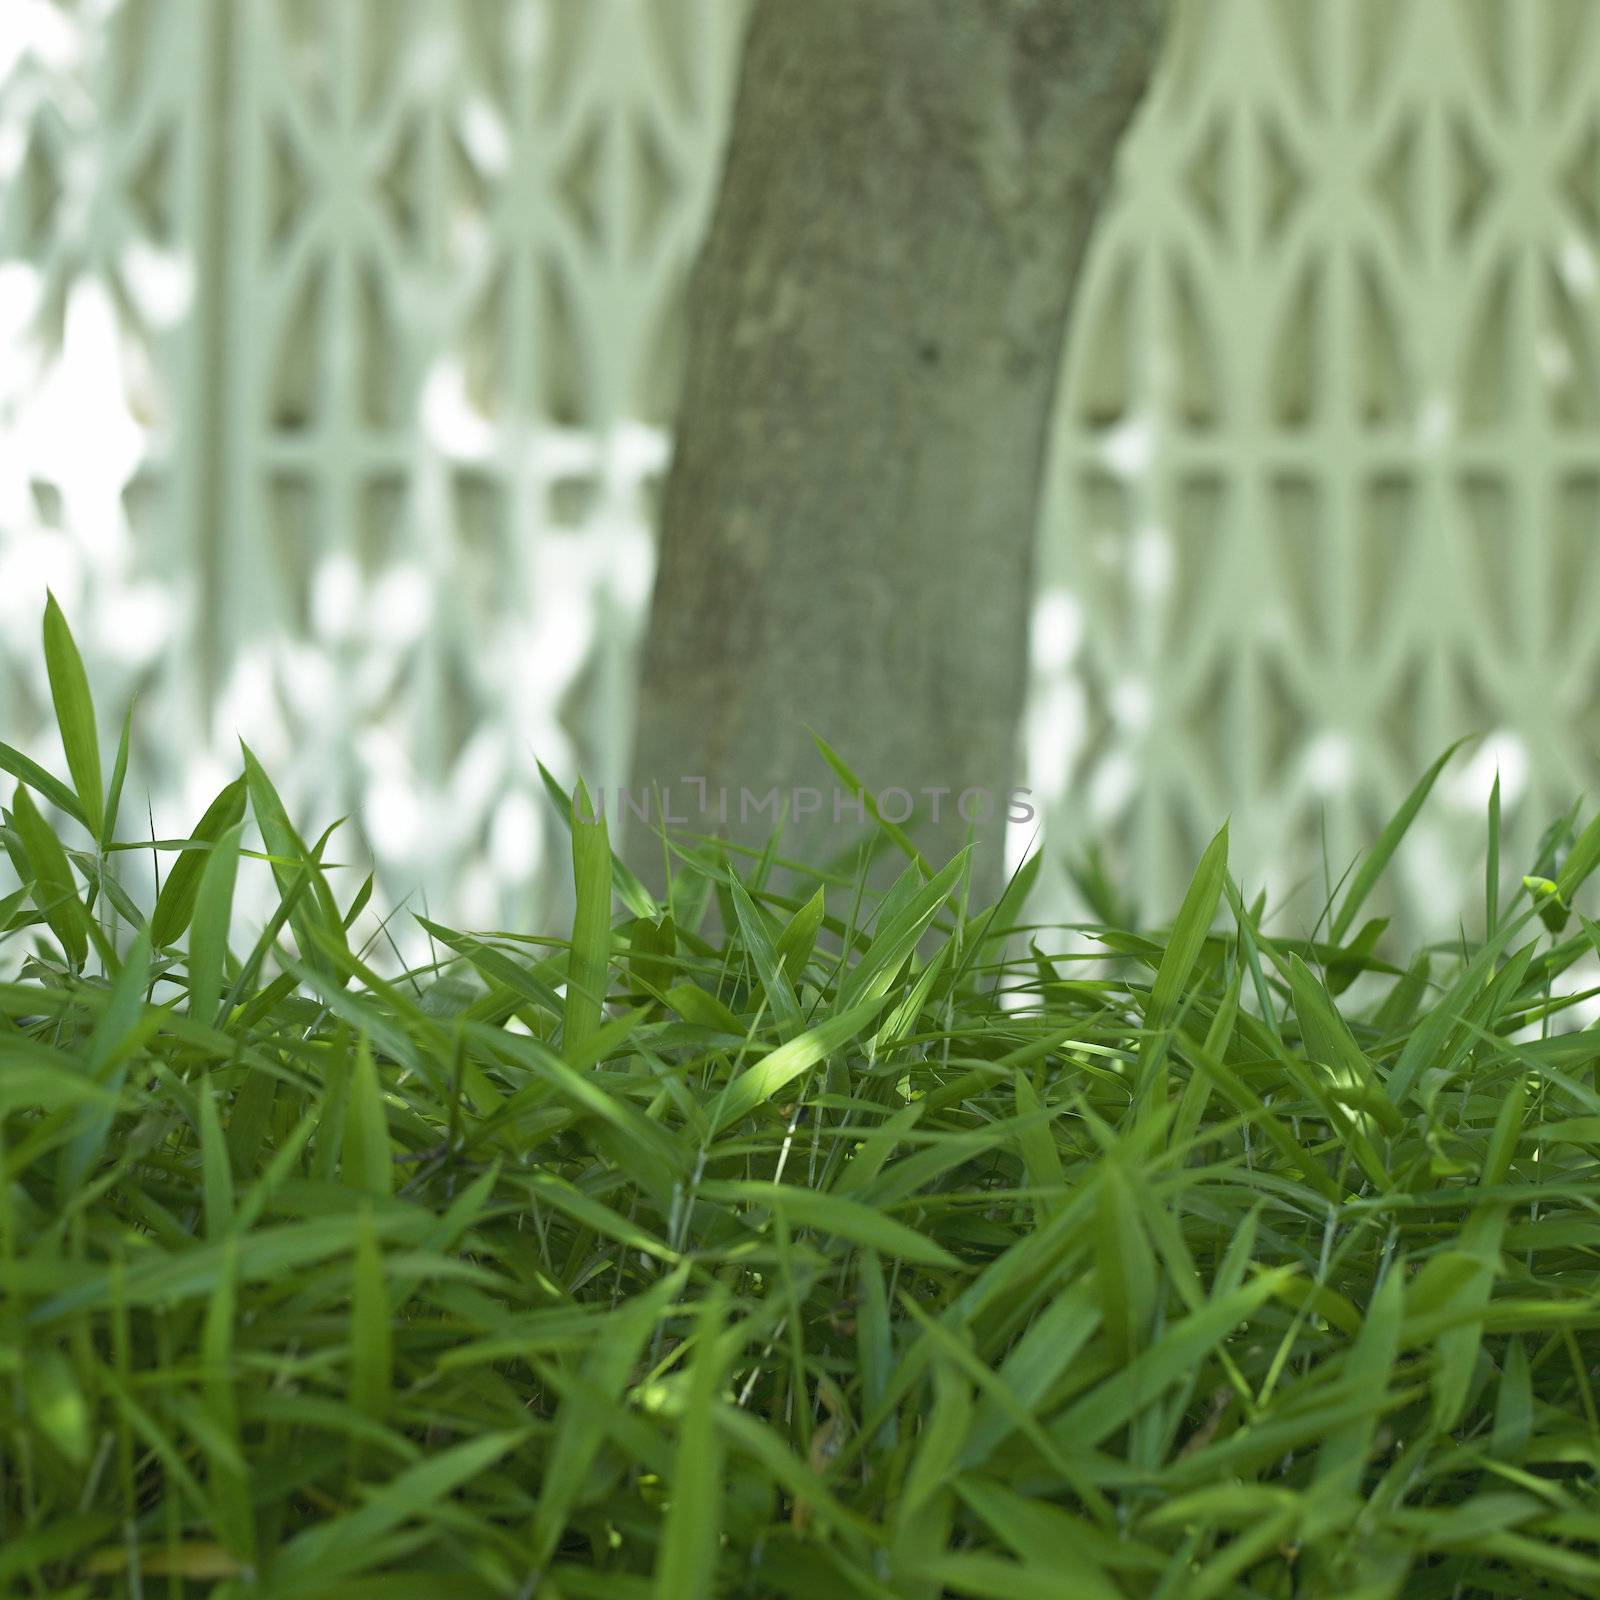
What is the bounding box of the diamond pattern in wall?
[1033,0,1600,939]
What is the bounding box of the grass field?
[4,600,1600,1598]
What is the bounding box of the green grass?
[4,600,1600,1599]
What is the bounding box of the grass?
[3,599,1600,1599]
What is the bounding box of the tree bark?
[632,0,1168,895]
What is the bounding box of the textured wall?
[1032,0,1600,938]
[1,0,1597,956]
[0,0,744,955]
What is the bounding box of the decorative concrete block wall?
[2,0,1596,950]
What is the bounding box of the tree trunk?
[632,0,1168,896]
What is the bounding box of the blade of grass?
[653,1293,727,1600]
[1312,1260,1402,1503]
[711,996,892,1136]
[0,742,87,828]
[150,777,247,949]
[837,851,968,1013]
[348,1202,394,1445]
[729,874,803,1039]
[188,820,244,1025]
[100,696,135,852]
[775,885,826,984]
[42,593,104,840]
[1331,738,1472,944]
[810,731,930,873]
[8,784,91,969]
[563,777,612,1060]
[537,758,658,921]
[266,1430,528,1591]
[697,1180,961,1269]
[240,742,347,981]
[343,1033,393,1198]
[1487,771,1502,937]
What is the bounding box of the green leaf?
[1140,822,1228,1122]
[84,923,153,1076]
[1313,1261,1403,1501]
[486,1028,681,1205]
[909,1553,1121,1600]
[809,730,929,870]
[775,885,826,983]
[663,981,746,1034]
[199,1234,253,1560]
[1491,1336,1532,1459]
[538,758,658,920]
[1181,1028,1340,1201]
[508,1170,678,1262]
[199,1079,235,1240]
[341,869,374,930]
[955,1480,1130,1598]
[965,1282,1100,1464]
[970,850,1043,978]
[1096,1157,1158,1362]
[1556,805,1600,909]
[654,1293,727,1599]
[225,1063,278,1179]
[1324,915,1388,997]
[150,777,247,949]
[42,593,104,839]
[1429,1077,1528,1430]
[1052,1268,1298,1448]
[729,874,802,1039]
[416,917,564,1020]
[188,820,244,1024]
[8,784,89,968]
[56,926,153,1201]
[1486,770,1502,936]
[530,1271,687,1569]
[343,1032,392,1198]
[858,1250,897,1447]
[627,911,677,995]
[1331,737,1471,943]
[268,1431,527,1590]
[30,1212,430,1322]
[0,740,87,828]
[837,850,968,1012]
[349,1203,393,1426]
[711,996,890,1135]
[101,695,135,851]
[1288,954,1402,1134]
[870,937,951,1056]
[893,1349,970,1570]
[1146,822,1229,1041]
[564,777,612,1060]
[1012,1073,1065,1225]
[697,1181,961,1268]
[240,742,347,981]
[1387,916,1525,1105]
[24,1348,91,1467]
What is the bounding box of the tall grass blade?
[8,783,90,968]
[654,1293,727,1598]
[188,820,244,1024]
[42,593,103,840]
[240,742,347,980]
[564,777,613,1059]
[1331,738,1470,944]
[150,777,247,949]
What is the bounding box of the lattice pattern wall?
[1,0,1597,954]
[0,0,745,951]
[1031,0,1600,933]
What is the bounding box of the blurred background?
[2,0,1598,961]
